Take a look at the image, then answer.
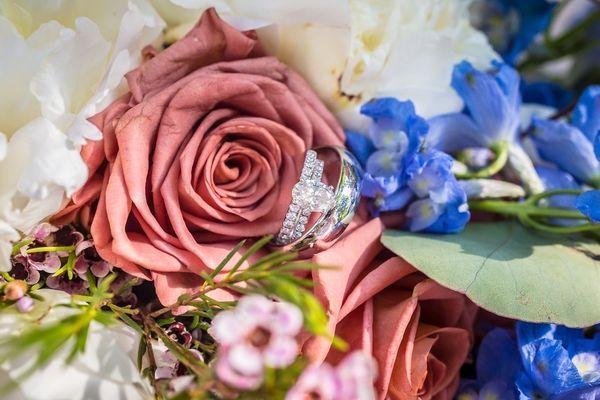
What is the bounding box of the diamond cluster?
[276,150,335,245]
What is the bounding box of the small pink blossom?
[286,351,377,400]
[285,364,340,400]
[30,223,58,241]
[209,295,303,390]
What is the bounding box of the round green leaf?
[381,222,600,327]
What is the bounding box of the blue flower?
[463,323,600,400]
[536,166,580,209]
[457,327,520,399]
[359,98,428,182]
[530,86,600,186]
[470,0,557,65]
[516,323,600,398]
[576,190,600,223]
[573,86,600,144]
[464,322,600,400]
[344,98,470,233]
[427,61,521,153]
[405,151,470,233]
[537,166,583,226]
[531,118,600,185]
[521,81,573,109]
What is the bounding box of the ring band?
[274,146,363,253]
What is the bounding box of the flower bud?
[16,296,34,313]
[4,280,28,301]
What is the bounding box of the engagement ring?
[274,146,363,253]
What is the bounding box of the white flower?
[260,0,498,130]
[0,289,153,400]
[156,0,497,131]
[0,0,164,270]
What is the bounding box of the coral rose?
[305,219,477,400]
[54,8,343,305]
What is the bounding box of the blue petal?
[576,190,600,223]
[521,81,574,109]
[520,339,584,396]
[425,181,471,234]
[572,86,600,143]
[406,198,443,232]
[551,383,600,400]
[368,119,410,152]
[345,130,376,167]
[361,173,401,198]
[530,118,600,184]
[451,61,521,144]
[426,113,483,153]
[477,328,522,386]
[537,166,580,207]
[516,371,545,400]
[480,380,517,400]
[595,133,600,160]
[360,97,417,128]
[406,150,454,198]
[379,187,414,212]
[366,149,404,177]
[517,322,555,348]
[492,59,521,108]
[503,0,556,65]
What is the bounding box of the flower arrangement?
[0,1,599,399]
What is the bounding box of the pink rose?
[54,9,343,305]
[305,219,477,400]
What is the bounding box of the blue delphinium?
[345,98,470,233]
[524,85,600,223]
[470,0,557,65]
[521,81,573,110]
[575,130,600,222]
[530,86,600,186]
[427,60,521,155]
[457,322,600,400]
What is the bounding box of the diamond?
[291,181,335,213]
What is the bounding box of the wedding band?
[274,146,363,253]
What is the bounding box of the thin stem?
[149,281,226,319]
[11,239,33,255]
[469,200,588,219]
[519,214,600,235]
[141,318,164,400]
[25,246,75,254]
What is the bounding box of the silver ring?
[273,146,363,253]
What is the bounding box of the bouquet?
[0,1,599,399]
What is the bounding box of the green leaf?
[381,222,600,327]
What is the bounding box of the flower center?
[248,326,271,349]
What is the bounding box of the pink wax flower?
[285,351,377,400]
[209,295,303,390]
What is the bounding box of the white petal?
[258,0,498,131]
[0,133,6,161]
[0,289,153,400]
[30,18,111,123]
[8,118,88,199]
[459,179,526,200]
[0,221,19,272]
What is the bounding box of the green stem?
[25,246,75,254]
[11,239,33,255]
[455,141,509,179]
[469,200,587,219]
[519,214,600,235]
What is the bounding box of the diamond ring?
[274,146,363,253]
